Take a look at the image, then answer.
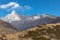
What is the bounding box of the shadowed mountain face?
[0,20,19,35]
[0,23,60,40]
[49,17,60,23]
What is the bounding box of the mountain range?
[1,10,60,30]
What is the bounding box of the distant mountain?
[1,10,60,30]
[0,23,60,40]
[0,20,19,35]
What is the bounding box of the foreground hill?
[0,20,19,35]
[0,23,60,40]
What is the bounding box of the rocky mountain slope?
[1,10,60,31]
[0,23,60,40]
[0,20,19,35]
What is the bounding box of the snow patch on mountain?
[41,13,56,19]
[32,14,40,20]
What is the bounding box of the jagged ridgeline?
[0,23,60,40]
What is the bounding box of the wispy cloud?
[0,2,32,11]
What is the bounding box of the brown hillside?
[0,23,60,40]
[0,20,19,35]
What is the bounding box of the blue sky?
[0,0,60,17]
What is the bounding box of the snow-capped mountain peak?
[11,10,17,15]
[41,13,56,19]
[2,10,21,23]
[32,14,40,20]
[41,13,51,17]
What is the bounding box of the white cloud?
[0,2,32,12]
[0,2,20,9]
[12,4,19,8]
[0,2,31,10]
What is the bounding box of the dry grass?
[0,23,60,40]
